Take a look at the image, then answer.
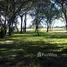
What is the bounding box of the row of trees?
[0,0,67,38]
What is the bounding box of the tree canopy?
[0,0,67,37]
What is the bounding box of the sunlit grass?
[0,31,67,49]
[7,32,67,44]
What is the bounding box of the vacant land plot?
[0,31,67,67]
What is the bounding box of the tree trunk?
[47,27,49,32]
[64,11,67,31]
[35,20,39,33]
[36,23,39,36]
[23,12,27,33]
[8,22,12,36]
[65,16,67,31]
[46,21,49,32]
[61,3,67,31]
[4,13,7,36]
[20,15,23,33]
[35,8,39,36]
[4,0,8,36]
[0,14,5,38]
[15,23,19,32]
[8,0,15,36]
[0,27,5,39]
[8,23,11,36]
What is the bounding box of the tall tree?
[4,0,9,36]
[30,0,50,34]
[45,3,61,32]
[55,0,67,31]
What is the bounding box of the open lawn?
[0,31,67,67]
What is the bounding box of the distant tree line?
[0,0,67,38]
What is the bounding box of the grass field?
[0,29,67,67]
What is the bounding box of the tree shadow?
[0,41,67,67]
[0,32,67,67]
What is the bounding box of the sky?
[17,15,65,28]
[1,14,65,28]
[53,19,65,27]
[17,15,33,28]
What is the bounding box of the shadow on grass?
[0,32,67,67]
[0,41,67,67]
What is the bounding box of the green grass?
[0,31,67,52]
[0,31,67,67]
[0,31,67,51]
[4,32,67,45]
